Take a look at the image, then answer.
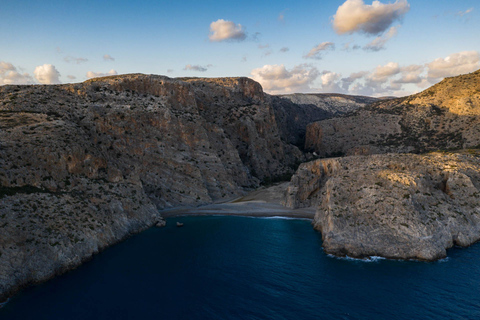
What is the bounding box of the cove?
[1,216,480,320]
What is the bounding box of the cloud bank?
[427,51,480,80]
[251,64,319,94]
[333,0,410,35]
[0,62,34,85]
[251,51,479,97]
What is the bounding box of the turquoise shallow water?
[2,215,480,320]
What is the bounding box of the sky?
[0,0,479,97]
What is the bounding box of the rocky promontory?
[284,150,480,261]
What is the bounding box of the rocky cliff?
[0,74,310,300]
[269,95,332,149]
[284,150,480,261]
[305,70,480,156]
[272,93,377,149]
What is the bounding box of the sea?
[1,215,480,320]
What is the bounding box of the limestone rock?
[285,151,480,261]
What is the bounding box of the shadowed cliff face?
[271,93,378,150]
[0,74,308,300]
[285,151,480,261]
[305,69,480,156]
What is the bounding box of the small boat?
[176,222,184,227]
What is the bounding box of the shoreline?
[159,182,316,220]
[160,202,316,220]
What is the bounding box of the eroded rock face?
[269,96,331,149]
[0,74,305,299]
[285,151,480,261]
[305,69,480,156]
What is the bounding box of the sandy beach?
[160,182,316,219]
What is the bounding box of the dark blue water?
[2,216,480,320]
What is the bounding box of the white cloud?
[369,62,401,83]
[341,71,369,90]
[0,61,34,85]
[86,69,118,79]
[392,64,424,84]
[319,71,343,92]
[167,69,174,73]
[258,44,270,49]
[349,82,375,96]
[250,50,479,97]
[280,47,289,53]
[103,54,115,61]
[184,64,212,72]
[67,75,77,80]
[209,19,246,42]
[333,0,410,35]
[363,25,399,51]
[64,56,88,64]
[427,51,480,79]
[304,42,335,60]
[250,64,319,94]
[34,64,61,84]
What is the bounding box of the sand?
[160,182,315,219]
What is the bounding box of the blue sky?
[1,0,479,96]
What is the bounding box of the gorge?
[1,70,480,301]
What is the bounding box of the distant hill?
[305,69,480,156]
[277,93,378,116]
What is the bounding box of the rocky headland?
[284,150,480,261]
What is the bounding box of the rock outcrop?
[305,70,480,156]
[0,74,309,300]
[284,150,480,261]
